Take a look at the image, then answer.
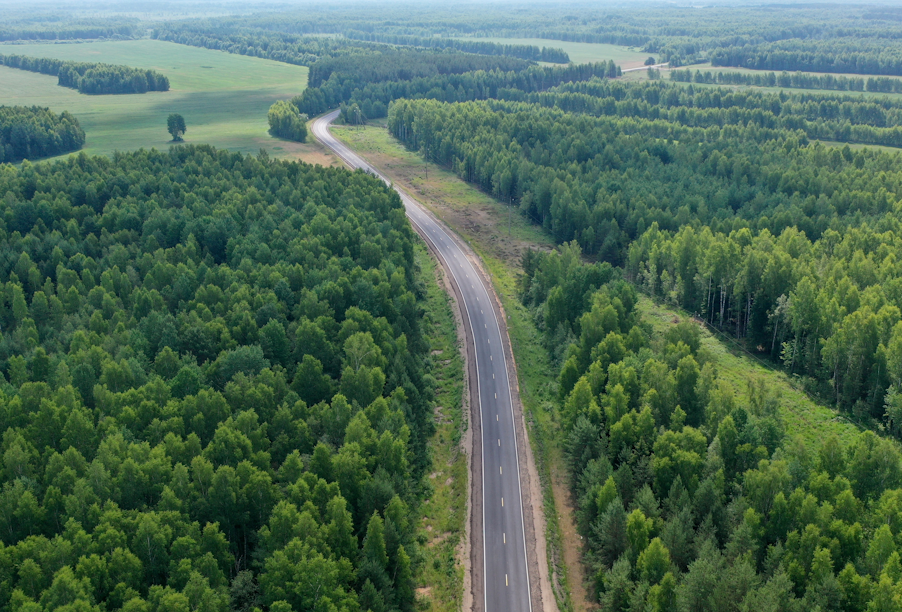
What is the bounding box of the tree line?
[0,145,439,612]
[267,100,307,142]
[342,30,570,63]
[292,49,538,120]
[710,38,902,77]
[0,54,169,95]
[294,61,618,121]
[0,105,85,163]
[505,78,902,148]
[521,241,902,610]
[671,68,902,94]
[307,49,530,90]
[0,22,135,42]
[151,25,382,67]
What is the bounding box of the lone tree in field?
[167,113,186,141]
[644,56,657,66]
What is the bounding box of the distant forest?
[0,54,169,95]
[147,4,902,75]
[342,31,570,64]
[670,69,902,95]
[0,21,135,42]
[0,105,85,163]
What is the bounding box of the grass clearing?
[0,39,319,161]
[415,244,469,612]
[637,297,863,450]
[452,37,647,67]
[814,140,902,154]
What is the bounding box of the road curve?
[312,110,533,612]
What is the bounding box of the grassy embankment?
[415,245,469,611]
[329,119,869,608]
[0,39,329,163]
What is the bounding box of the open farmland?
[0,39,311,159]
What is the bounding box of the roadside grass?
[451,37,647,67]
[637,297,863,450]
[478,250,580,612]
[415,244,469,612]
[0,39,318,161]
[330,122,554,267]
[332,122,582,611]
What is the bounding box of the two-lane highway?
[312,110,533,612]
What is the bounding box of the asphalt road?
[312,110,533,612]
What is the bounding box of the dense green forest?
[150,26,382,67]
[296,60,618,122]
[670,69,902,95]
[15,3,902,610]
[0,19,136,42]
[267,101,307,142]
[307,50,529,90]
[292,49,549,120]
[385,91,902,421]
[0,54,169,95]
[0,145,437,612]
[521,243,902,611]
[0,106,85,163]
[342,31,569,63]
[497,78,902,148]
[709,39,902,77]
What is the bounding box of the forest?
[0,106,85,163]
[520,243,902,611]
[10,2,902,611]
[670,69,902,95]
[295,59,618,122]
[497,78,902,148]
[0,19,136,43]
[267,101,307,143]
[150,26,383,67]
[0,54,169,95]
[341,31,570,64]
[0,145,437,612]
[710,39,902,77]
[385,88,902,423]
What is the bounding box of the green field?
[0,39,308,159]
[453,37,648,67]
